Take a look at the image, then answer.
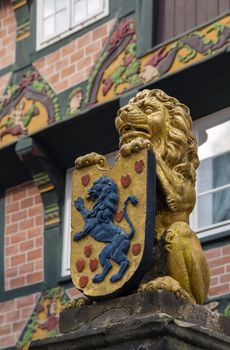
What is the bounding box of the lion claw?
[138,276,195,304]
[75,197,84,211]
[62,297,91,310]
[73,232,82,241]
[75,152,109,169]
[120,137,152,157]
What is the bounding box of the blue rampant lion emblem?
[73,176,138,283]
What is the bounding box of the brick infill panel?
[4,182,44,291]
[33,19,115,93]
[0,1,16,69]
[0,293,38,348]
[205,244,230,298]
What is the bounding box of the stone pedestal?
[30,291,230,350]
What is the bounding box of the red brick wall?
[4,182,44,290]
[0,293,38,349]
[0,0,16,69]
[33,19,115,93]
[205,244,230,298]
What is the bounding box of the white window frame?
[61,151,117,276]
[190,107,230,240]
[36,0,109,51]
[61,167,74,276]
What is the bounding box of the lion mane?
[116,89,199,186]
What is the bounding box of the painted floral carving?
[0,100,39,139]
[86,16,230,104]
[16,287,70,349]
[66,87,83,116]
[0,70,61,148]
[85,19,137,104]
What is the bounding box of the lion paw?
[62,297,91,310]
[138,276,195,304]
[120,137,152,157]
[75,152,109,169]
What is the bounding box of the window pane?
[56,0,67,11]
[43,16,55,38]
[192,113,230,233]
[213,152,230,188]
[197,187,230,228]
[198,120,230,161]
[56,10,68,33]
[197,193,213,228]
[197,158,213,193]
[87,0,103,15]
[43,0,55,18]
[197,152,230,193]
[74,0,87,24]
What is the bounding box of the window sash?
[197,183,230,197]
[37,0,109,50]
[191,107,230,238]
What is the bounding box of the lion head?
[115,89,199,185]
[87,176,119,222]
[88,176,118,202]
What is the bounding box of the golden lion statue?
[115,89,210,304]
[72,89,210,307]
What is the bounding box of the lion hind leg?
[110,240,130,282]
[110,260,129,282]
[164,221,210,304]
[93,245,112,283]
[93,259,112,283]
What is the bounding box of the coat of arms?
[70,149,156,299]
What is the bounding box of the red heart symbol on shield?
[89,258,98,272]
[81,175,90,186]
[135,160,145,173]
[121,175,131,188]
[132,243,141,256]
[76,258,85,273]
[79,275,88,288]
[84,244,92,257]
[115,210,123,222]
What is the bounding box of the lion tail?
[123,195,138,240]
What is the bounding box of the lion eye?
[144,107,154,114]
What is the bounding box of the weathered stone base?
[30,291,230,350]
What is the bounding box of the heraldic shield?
[70,149,156,299]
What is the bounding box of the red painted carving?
[145,47,167,67]
[81,175,90,186]
[121,175,131,188]
[124,55,133,67]
[135,160,145,173]
[89,258,98,272]
[115,210,124,222]
[36,303,45,312]
[132,243,141,256]
[79,275,89,288]
[102,78,113,96]
[20,71,39,88]
[39,314,59,331]
[76,258,85,273]
[84,244,92,257]
[109,19,135,53]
